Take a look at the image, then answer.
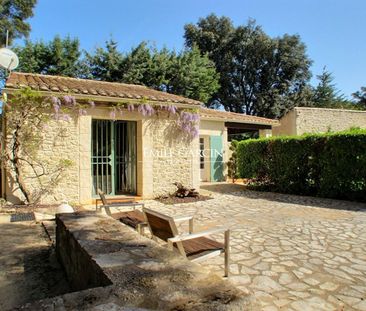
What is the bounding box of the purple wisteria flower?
[128,104,135,112]
[49,96,59,105]
[62,95,76,106]
[144,104,154,116]
[138,104,147,116]
[56,113,71,122]
[167,105,177,115]
[110,109,116,119]
[78,109,88,116]
[178,111,200,138]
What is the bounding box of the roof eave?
[200,116,279,127]
[2,88,201,109]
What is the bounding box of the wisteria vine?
[48,95,200,139]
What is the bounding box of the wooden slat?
[179,237,224,257]
[145,212,174,242]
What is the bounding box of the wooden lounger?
[96,189,144,210]
[97,189,147,234]
[143,207,230,277]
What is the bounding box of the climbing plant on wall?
[2,88,200,204]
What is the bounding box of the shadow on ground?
[200,182,366,212]
[0,222,70,311]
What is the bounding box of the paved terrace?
[145,183,366,311]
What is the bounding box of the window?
[200,138,205,169]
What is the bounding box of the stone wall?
[295,107,366,135]
[5,104,200,204]
[273,107,366,136]
[145,118,199,197]
[272,109,297,136]
[56,214,112,290]
[5,114,80,204]
[26,212,252,311]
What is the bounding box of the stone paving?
[144,183,366,311]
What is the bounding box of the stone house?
[2,72,278,204]
[273,107,366,136]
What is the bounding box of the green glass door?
[92,120,136,195]
[210,135,224,182]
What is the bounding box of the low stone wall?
[55,215,112,290]
[19,212,252,310]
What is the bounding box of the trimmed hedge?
[237,129,366,202]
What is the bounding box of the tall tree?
[184,14,312,118]
[14,36,82,77]
[83,39,124,81]
[352,87,366,109]
[168,46,219,103]
[85,40,219,102]
[312,67,345,107]
[0,0,37,45]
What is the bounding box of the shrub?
[237,130,366,202]
[227,140,239,182]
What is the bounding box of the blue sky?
[22,0,366,97]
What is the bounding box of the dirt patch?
[155,195,213,205]
[0,220,71,310]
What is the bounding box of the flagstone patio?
[144,183,366,311]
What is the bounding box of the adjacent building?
[273,107,366,136]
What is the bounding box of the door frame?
[91,119,137,196]
[199,135,211,182]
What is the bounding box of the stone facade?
[4,105,199,205]
[273,107,366,136]
[5,114,80,204]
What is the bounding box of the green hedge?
[237,129,366,202]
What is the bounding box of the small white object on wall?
[57,202,75,214]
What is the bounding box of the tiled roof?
[200,108,279,126]
[5,72,202,106]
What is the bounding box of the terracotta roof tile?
[5,72,202,106]
[200,108,279,126]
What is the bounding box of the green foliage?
[169,46,219,103]
[83,39,124,81]
[184,14,312,118]
[311,67,350,108]
[83,40,219,102]
[14,36,82,77]
[237,130,366,201]
[0,0,37,45]
[352,87,366,109]
[227,140,238,182]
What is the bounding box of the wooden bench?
[143,207,230,277]
[97,189,147,234]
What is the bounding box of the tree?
[168,46,219,103]
[352,87,366,109]
[0,0,37,45]
[312,67,345,107]
[82,39,124,81]
[85,40,219,102]
[184,14,312,118]
[14,36,82,77]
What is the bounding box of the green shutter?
[210,135,224,182]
